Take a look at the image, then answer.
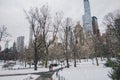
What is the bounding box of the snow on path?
[53,59,112,80]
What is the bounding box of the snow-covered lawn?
[0,74,40,80]
[0,60,62,80]
[0,60,49,75]
[0,67,48,75]
[0,61,47,80]
[0,59,112,80]
[0,66,47,80]
[53,59,112,80]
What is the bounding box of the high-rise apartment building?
[74,22,84,45]
[4,40,9,49]
[29,26,33,46]
[17,36,24,52]
[92,16,100,37]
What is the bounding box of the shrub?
[108,56,120,80]
[104,58,116,67]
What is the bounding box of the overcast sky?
[0,0,120,49]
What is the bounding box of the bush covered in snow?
[108,56,120,80]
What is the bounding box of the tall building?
[5,40,9,49]
[73,22,85,58]
[82,0,95,56]
[92,16,100,37]
[82,0,92,32]
[29,26,33,45]
[74,22,84,45]
[13,41,17,51]
[17,36,24,52]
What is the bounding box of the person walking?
[49,64,53,71]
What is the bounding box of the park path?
[0,67,64,77]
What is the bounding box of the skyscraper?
[82,0,92,32]
[74,22,84,45]
[17,36,24,52]
[13,41,17,51]
[5,40,9,49]
[29,26,33,45]
[82,0,94,55]
[92,16,100,37]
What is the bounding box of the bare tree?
[73,29,78,67]
[59,18,73,68]
[25,7,43,70]
[83,31,99,66]
[103,10,120,57]
[25,5,62,70]
[38,9,62,68]
[0,25,9,42]
[103,10,120,41]
[0,25,9,51]
[72,22,84,67]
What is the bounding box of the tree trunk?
[34,42,38,70]
[29,62,31,68]
[45,48,48,68]
[74,52,76,67]
[74,58,76,67]
[25,61,26,67]
[65,50,69,68]
[95,57,99,66]
[66,58,69,68]
[45,57,48,68]
[95,42,99,66]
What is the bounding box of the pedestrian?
[51,65,53,71]
[49,64,53,71]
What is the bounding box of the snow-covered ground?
[0,66,47,80]
[0,61,47,80]
[0,59,112,80]
[0,60,62,80]
[52,59,112,80]
[0,74,39,80]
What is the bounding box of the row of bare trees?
[25,5,81,69]
[25,5,63,70]
[103,10,120,57]
[25,6,120,70]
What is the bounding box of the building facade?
[29,26,33,46]
[92,16,100,37]
[17,36,24,52]
[82,0,93,32]
[74,22,84,45]
[4,40,9,49]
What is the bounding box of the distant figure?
[49,64,53,71]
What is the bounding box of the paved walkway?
[0,67,64,77]
[35,67,64,80]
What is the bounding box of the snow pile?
[12,65,24,69]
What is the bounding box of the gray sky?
[0,0,120,49]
